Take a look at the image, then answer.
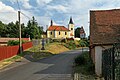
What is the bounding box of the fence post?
[112,45,115,80]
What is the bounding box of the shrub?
[74,52,95,74]
[64,40,76,49]
[52,39,61,42]
[74,53,86,65]
[7,40,26,46]
[7,40,19,46]
[66,38,74,41]
[61,38,67,43]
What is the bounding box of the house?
[41,32,47,38]
[90,9,120,76]
[0,38,30,46]
[80,26,86,38]
[47,17,75,38]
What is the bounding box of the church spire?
[50,20,53,26]
[69,17,74,24]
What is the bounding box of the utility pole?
[18,11,22,54]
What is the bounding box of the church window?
[50,32,52,35]
[59,32,60,35]
[65,32,67,35]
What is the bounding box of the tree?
[75,27,80,38]
[0,17,43,39]
[79,40,87,47]
[26,16,43,39]
[0,21,6,37]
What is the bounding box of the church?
[47,17,75,38]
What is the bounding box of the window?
[59,32,60,35]
[65,32,67,35]
[50,32,52,35]
[71,28,73,30]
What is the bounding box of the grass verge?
[73,51,95,79]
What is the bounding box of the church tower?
[68,17,74,38]
[50,20,53,26]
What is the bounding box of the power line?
[20,12,31,20]
[16,0,21,11]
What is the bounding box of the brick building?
[90,9,120,76]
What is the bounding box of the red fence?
[0,42,33,61]
[22,42,33,51]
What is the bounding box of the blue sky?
[1,0,120,36]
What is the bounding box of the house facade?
[80,26,86,38]
[47,17,75,38]
[90,9,120,76]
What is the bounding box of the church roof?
[69,17,74,24]
[47,25,69,31]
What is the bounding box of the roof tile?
[90,9,120,45]
[47,25,69,31]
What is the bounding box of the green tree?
[0,21,6,37]
[75,27,80,38]
[26,16,43,39]
[79,39,88,47]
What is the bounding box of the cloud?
[9,0,32,9]
[47,5,68,13]
[0,1,34,25]
[21,0,32,9]
[36,0,53,6]
[2,0,120,36]
[0,1,17,23]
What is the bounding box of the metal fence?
[102,43,120,80]
[32,38,51,46]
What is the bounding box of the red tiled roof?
[90,9,120,45]
[0,38,29,43]
[47,25,69,31]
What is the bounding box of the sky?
[1,0,120,36]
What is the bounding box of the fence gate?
[102,43,120,80]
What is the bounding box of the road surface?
[0,49,84,80]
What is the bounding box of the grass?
[73,51,95,75]
[32,52,54,60]
[45,42,69,54]
[0,55,22,69]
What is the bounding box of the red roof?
[47,25,69,31]
[0,38,29,43]
[90,9,120,45]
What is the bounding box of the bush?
[74,54,86,65]
[7,40,19,46]
[7,40,26,46]
[61,38,67,43]
[74,52,95,74]
[64,40,76,49]
[52,39,62,42]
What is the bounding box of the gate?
[102,43,120,80]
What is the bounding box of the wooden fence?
[0,42,33,61]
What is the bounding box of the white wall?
[95,46,102,76]
[95,45,112,77]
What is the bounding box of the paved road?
[0,49,83,80]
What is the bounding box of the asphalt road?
[0,49,84,80]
